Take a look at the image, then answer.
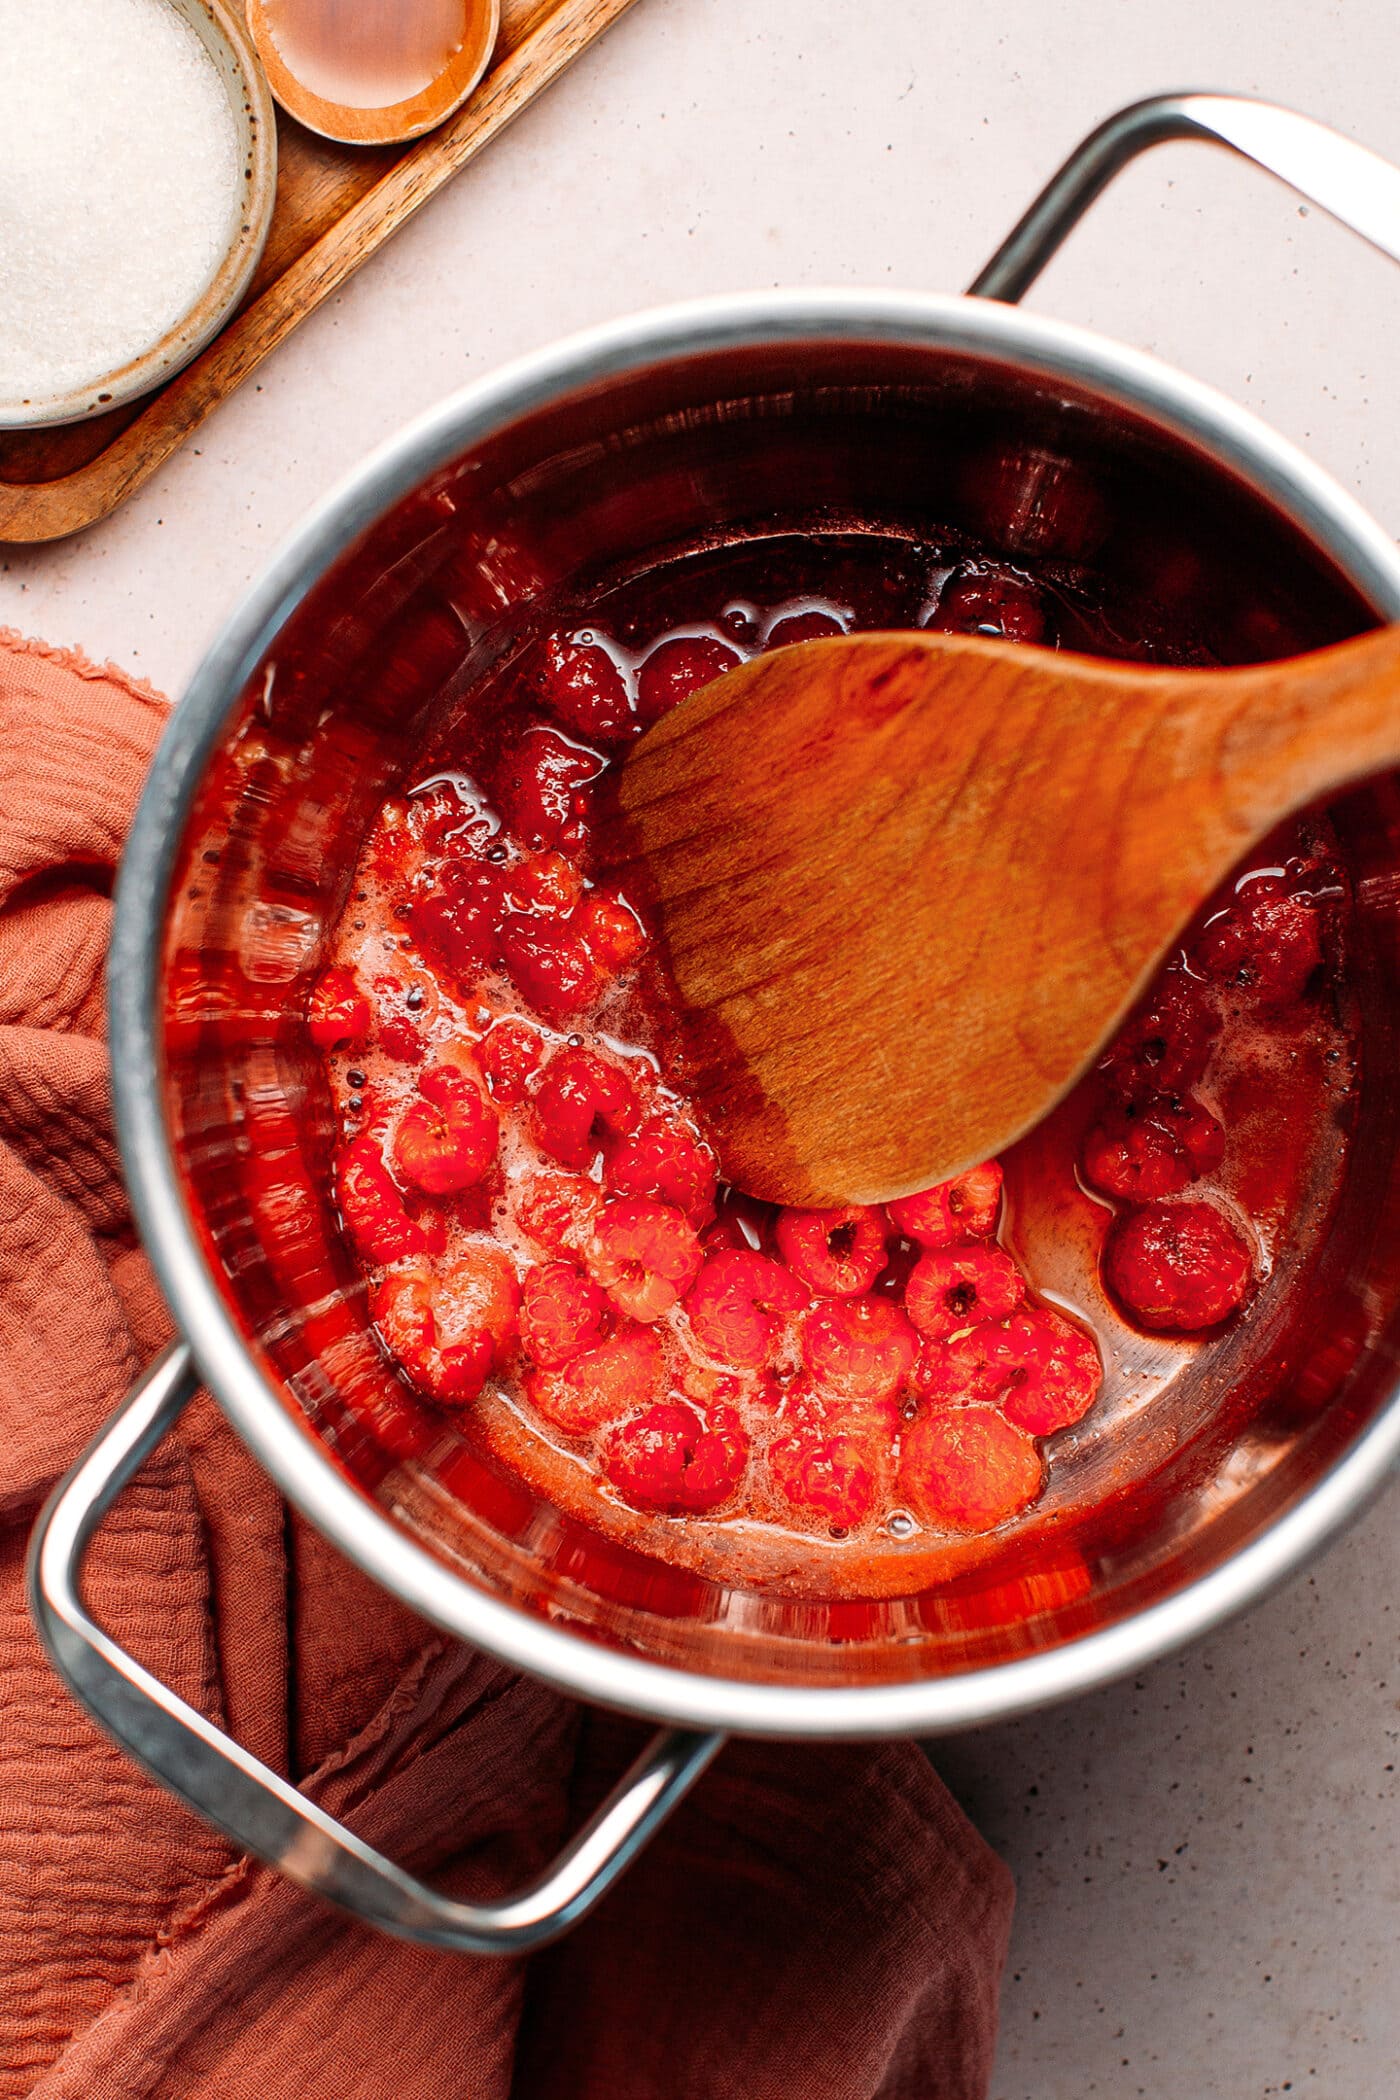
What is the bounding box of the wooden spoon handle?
[1189,621,1400,838]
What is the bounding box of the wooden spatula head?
[607,625,1400,1206]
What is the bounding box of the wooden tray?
[0,0,640,544]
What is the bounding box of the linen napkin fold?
[0,627,1014,2100]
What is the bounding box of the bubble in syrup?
[888,1510,915,1538]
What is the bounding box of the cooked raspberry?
[988,1308,1103,1435]
[370,1267,433,1378]
[912,1323,1014,1408]
[899,1405,1044,1534]
[532,1327,665,1435]
[391,1063,498,1195]
[533,1048,640,1168]
[1082,1102,1192,1201]
[768,1418,882,1528]
[764,609,845,649]
[1082,1093,1225,1202]
[906,1243,1025,1341]
[534,629,634,741]
[636,635,742,724]
[377,1013,424,1064]
[410,860,506,986]
[885,1162,1003,1247]
[507,850,585,917]
[480,1018,545,1105]
[335,1137,444,1263]
[1103,1200,1254,1332]
[512,1171,604,1255]
[1100,969,1216,1102]
[801,1294,919,1405]
[678,1404,750,1511]
[494,724,602,852]
[608,1118,718,1225]
[307,966,370,1050]
[928,567,1047,645]
[775,1204,888,1296]
[586,1197,703,1322]
[498,912,602,1023]
[579,890,647,973]
[520,1261,609,1368]
[603,1400,748,1512]
[685,1248,808,1368]
[373,1246,519,1406]
[1194,890,1324,1006]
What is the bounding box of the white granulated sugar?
[0,0,242,405]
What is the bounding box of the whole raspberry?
[636,635,742,724]
[534,629,634,741]
[391,1063,498,1195]
[498,912,601,1024]
[899,1405,1044,1534]
[533,1047,640,1168]
[579,889,648,974]
[988,1308,1103,1436]
[685,1249,808,1368]
[1103,1200,1253,1332]
[906,1243,1025,1341]
[373,1247,519,1407]
[432,1244,521,1400]
[1082,1093,1224,1202]
[480,1018,545,1105]
[801,1294,919,1405]
[307,966,370,1050]
[775,1204,888,1297]
[1100,969,1216,1103]
[410,860,506,987]
[608,1119,719,1226]
[531,1326,664,1435]
[912,1323,1014,1408]
[603,1401,749,1512]
[520,1260,609,1369]
[768,1418,882,1528]
[927,566,1047,645]
[885,1162,1003,1248]
[1193,889,1324,1006]
[335,1137,444,1264]
[494,724,602,853]
[586,1197,703,1322]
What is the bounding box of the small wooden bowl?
[246,0,501,148]
[0,0,277,430]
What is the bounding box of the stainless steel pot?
[29,93,1400,1953]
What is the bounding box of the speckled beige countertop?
[4,2,1397,2092]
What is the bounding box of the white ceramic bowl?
[0,0,277,430]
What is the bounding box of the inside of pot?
[159,336,1400,1686]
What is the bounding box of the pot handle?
[970,91,1400,302]
[27,1344,723,1955]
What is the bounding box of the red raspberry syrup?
[307,532,1359,1595]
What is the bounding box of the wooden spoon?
[609,624,1400,1208]
[247,0,499,145]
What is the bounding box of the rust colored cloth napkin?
[0,629,1014,2099]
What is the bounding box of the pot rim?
[110,286,1400,1738]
